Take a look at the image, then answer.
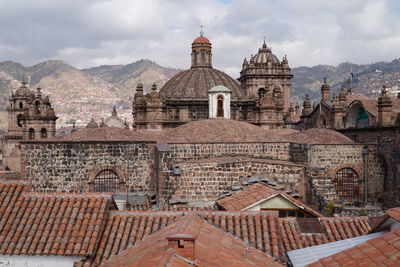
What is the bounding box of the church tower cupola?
[191,31,212,68]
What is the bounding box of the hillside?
[291,59,400,102]
[82,59,180,97]
[0,59,181,128]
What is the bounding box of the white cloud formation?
[0,0,399,78]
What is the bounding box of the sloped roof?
[346,94,378,117]
[165,119,283,143]
[283,128,355,144]
[201,212,378,262]
[386,207,400,222]
[0,180,111,256]
[216,182,322,217]
[98,215,283,267]
[77,211,184,267]
[309,228,400,266]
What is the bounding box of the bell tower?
[191,29,212,68]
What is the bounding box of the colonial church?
[133,33,295,130]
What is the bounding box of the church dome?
[192,35,211,45]
[252,41,281,65]
[14,82,34,97]
[159,67,244,100]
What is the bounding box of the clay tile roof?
[386,207,400,222]
[97,214,283,267]
[216,182,323,218]
[308,228,400,266]
[77,211,185,267]
[165,119,283,143]
[200,212,376,262]
[192,35,211,45]
[282,128,355,144]
[0,181,110,257]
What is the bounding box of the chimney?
[166,234,196,261]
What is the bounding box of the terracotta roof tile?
[309,228,400,266]
[77,211,184,266]
[98,215,283,267]
[0,181,110,257]
[216,182,322,217]
[386,207,400,222]
[200,212,375,262]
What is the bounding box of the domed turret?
[191,32,212,68]
[252,41,281,65]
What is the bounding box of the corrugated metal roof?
[287,231,388,267]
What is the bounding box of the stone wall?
[159,157,306,204]
[168,143,291,161]
[308,144,385,205]
[21,141,155,193]
[339,126,400,207]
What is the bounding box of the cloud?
[0,0,399,78]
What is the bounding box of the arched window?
[193,50,197,65]
[17,114,24,127]
[335,168,359,201]
[94,169,120,192]
[217,95,224,117]
[34,101,41,115]
[28,128,35,140]
[40,128,47,138]
[200,51,206,65]
[19,102,23,109]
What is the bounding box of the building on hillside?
[133,33,295,130]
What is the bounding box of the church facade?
[133,34,296,130]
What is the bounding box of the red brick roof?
[216,182,323,217]
[0,181,110,256]
[309,228,400,266]
[386,207,400,222]
[98,215,283,267]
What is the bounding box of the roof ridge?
[196,213,284,264]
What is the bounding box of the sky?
[0,0,399,77]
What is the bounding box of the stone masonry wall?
[168,143,291,161]
[160,158,306,204]
[21,141,155,193]
[339,126,400,207]
[308,144,384,204]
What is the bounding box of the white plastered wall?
[208,92,231,119]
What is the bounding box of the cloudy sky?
[0,0,399,77]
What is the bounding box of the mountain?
[291,59,400,103]
[0,59,181,129]
[82,59,180,97]
[0,58,399,130]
